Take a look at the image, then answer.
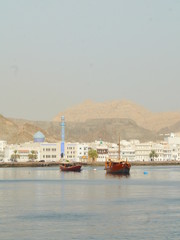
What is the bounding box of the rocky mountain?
[8,118,159,143]
[64,118,158,143]
[0,114,19,142]
[158,120,180,136]
[0,115,58,144]
[54,100,180,132]
[1,99,180,144]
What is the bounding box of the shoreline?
[0,161,180,168]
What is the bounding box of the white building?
[65,142,89,162]
[40,142,61,162]
[135,142,152,161]
[0,141,7,160]
[121,147,135,161]
[164,133,180,145]
[77,143,88,162]
[65,142,78,161]
[3,142,61,162]
[96,145,108,162]
[151,143,164,161]
[108,143,119,159]
[4,142,40,162]
[88,140,109,162]
[164,133,180,161]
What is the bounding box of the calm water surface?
[0,166,180,240]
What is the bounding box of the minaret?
[61,116,65,158]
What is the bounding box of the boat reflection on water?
[105,172,130,179]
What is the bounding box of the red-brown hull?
[105,162,131,174]
[60,165,82,172]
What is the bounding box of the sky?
[0,0,180,120]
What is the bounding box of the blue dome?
[33,131,45,142]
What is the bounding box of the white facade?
[108,143,119,160]
[0,141,7,160]
[3,132,180,163]
[4,142,40,162]
[135,142,152,161]
[164,133,180,145]
[65,142,78,161]
[151,143,164,161]
[40,143,60,162]
[65,142,89,162]
[0,141,7,151]
[77,144,88,162]
[121,148,135,161]
[3,142,61,162]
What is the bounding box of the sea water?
[0,166,180,240]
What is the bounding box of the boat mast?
[118,135,120,161]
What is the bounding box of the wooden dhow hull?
[60,165,82,172]
[105,161,131,175]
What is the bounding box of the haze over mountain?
[54,100,180,132]
[6,117,158,143]
[1,99,180,144]
[0,115,58,144]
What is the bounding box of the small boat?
[105,135,131,174]
[105,159,131,174]
[60,162,82,172]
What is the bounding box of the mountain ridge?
[54,99,180,132]
[1,99,180,144]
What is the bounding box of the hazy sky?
[0,0,180,120]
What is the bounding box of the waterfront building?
[3,132,180,163]
[65,142,89,162]
[3,141,60,162]
[108,143,119,159]
[163,145,172,161]
[40,142,61,162]
[87,140,109,162]
[96,142,108,162]
[0,141,7,160]
[4,142,41,162]
[163,133,180,161]
[121,147,136,161]
[151,143,164,161]
[77,143,88,162]
[164,133,180,145]
[177,146,180,161]
[135,142,152,161]
[65,142,78,161]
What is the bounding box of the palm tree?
[88,149,98,162]
[11,150,20,162]
[149,150,158,161]
[28,150,38,162]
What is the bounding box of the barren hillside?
[54,100,180,131]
